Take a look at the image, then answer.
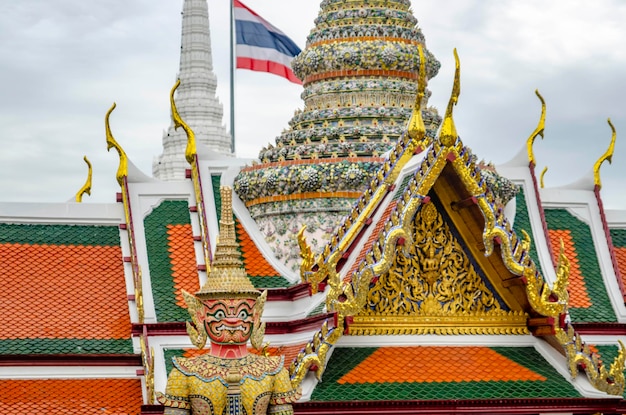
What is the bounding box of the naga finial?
[540,166,548,189]
[170,79,197,164]
[439,49,460,147]
[526,90,546,167]
[298,225,315,282]
[105,103,128,186]
[552,238,570,303]
[407,44,426,141]
[75,156,92,203]
[593,118,616,189]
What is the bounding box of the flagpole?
[229,0,236,153]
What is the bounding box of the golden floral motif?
[365,203,501,316]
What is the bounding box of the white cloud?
[0,0,625,208]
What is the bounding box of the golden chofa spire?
[195,186,260,300]
[526,90,546,167]
[593,118,617,189]
[75,156,92,203]
[105,103,129,186]
[439,49,461,147]
[407,44,427,143]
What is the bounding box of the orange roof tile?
[0,243,130,340]
[0,378,143,414]
[547,230,592,308]
[338,346,546,384]
[236,221,280,277]
[166,224,200,308]
[614,247,626,293]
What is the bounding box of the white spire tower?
[153,0,232,181]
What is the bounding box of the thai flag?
[234,0,302,84]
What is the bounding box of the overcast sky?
[1,0,625,209]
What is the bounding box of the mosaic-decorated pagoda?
[233,0,442,272]
[2,0,626,414]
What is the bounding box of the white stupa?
[153,0,232,181]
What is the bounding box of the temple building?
[1,0,626,414]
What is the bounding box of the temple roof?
[288,50,626,402]
[1,1,626,413]
[311,346,580,401]
[0,223,132,355]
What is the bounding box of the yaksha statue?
[157,187,301,414]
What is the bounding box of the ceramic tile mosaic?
[310,346,580,401]
[0,223,132,354]
[0,378,143,414]
[544,209,616,322]
[145,200,198,322]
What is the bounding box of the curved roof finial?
[407,44,427,142]
[539,166,548,189]
[170,79,197,164]
[526,90,546,167]
[75,156,92,202]
[439,49,460,147]
[593,118,616,189]
[105,103,128,186]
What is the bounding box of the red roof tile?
[547,230,592,308]
[338,346,546,384]
[613,247,626,293]
[166,224,200,308]
[0,243,130,340]
[0,378,143,414]
[345,201,397,281]
[236,221,280,277]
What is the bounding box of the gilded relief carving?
[365,203,501,316]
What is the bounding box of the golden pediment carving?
[351,202,528,335]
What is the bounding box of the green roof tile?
[0,223,120,246]
[545,209,616,323]
[164,348,186,375]
[610,229,626,248]
[144,200,193,322]
[512,187,542,268]
[0,339,132,355]
[310,346,580,401]
[306,301,326,317]
[392,174,413,202]
[212,175,223,223]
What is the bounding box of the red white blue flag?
[234,0,302,84]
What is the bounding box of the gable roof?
[290,52,625,399]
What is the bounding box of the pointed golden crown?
[195,186,260,300]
